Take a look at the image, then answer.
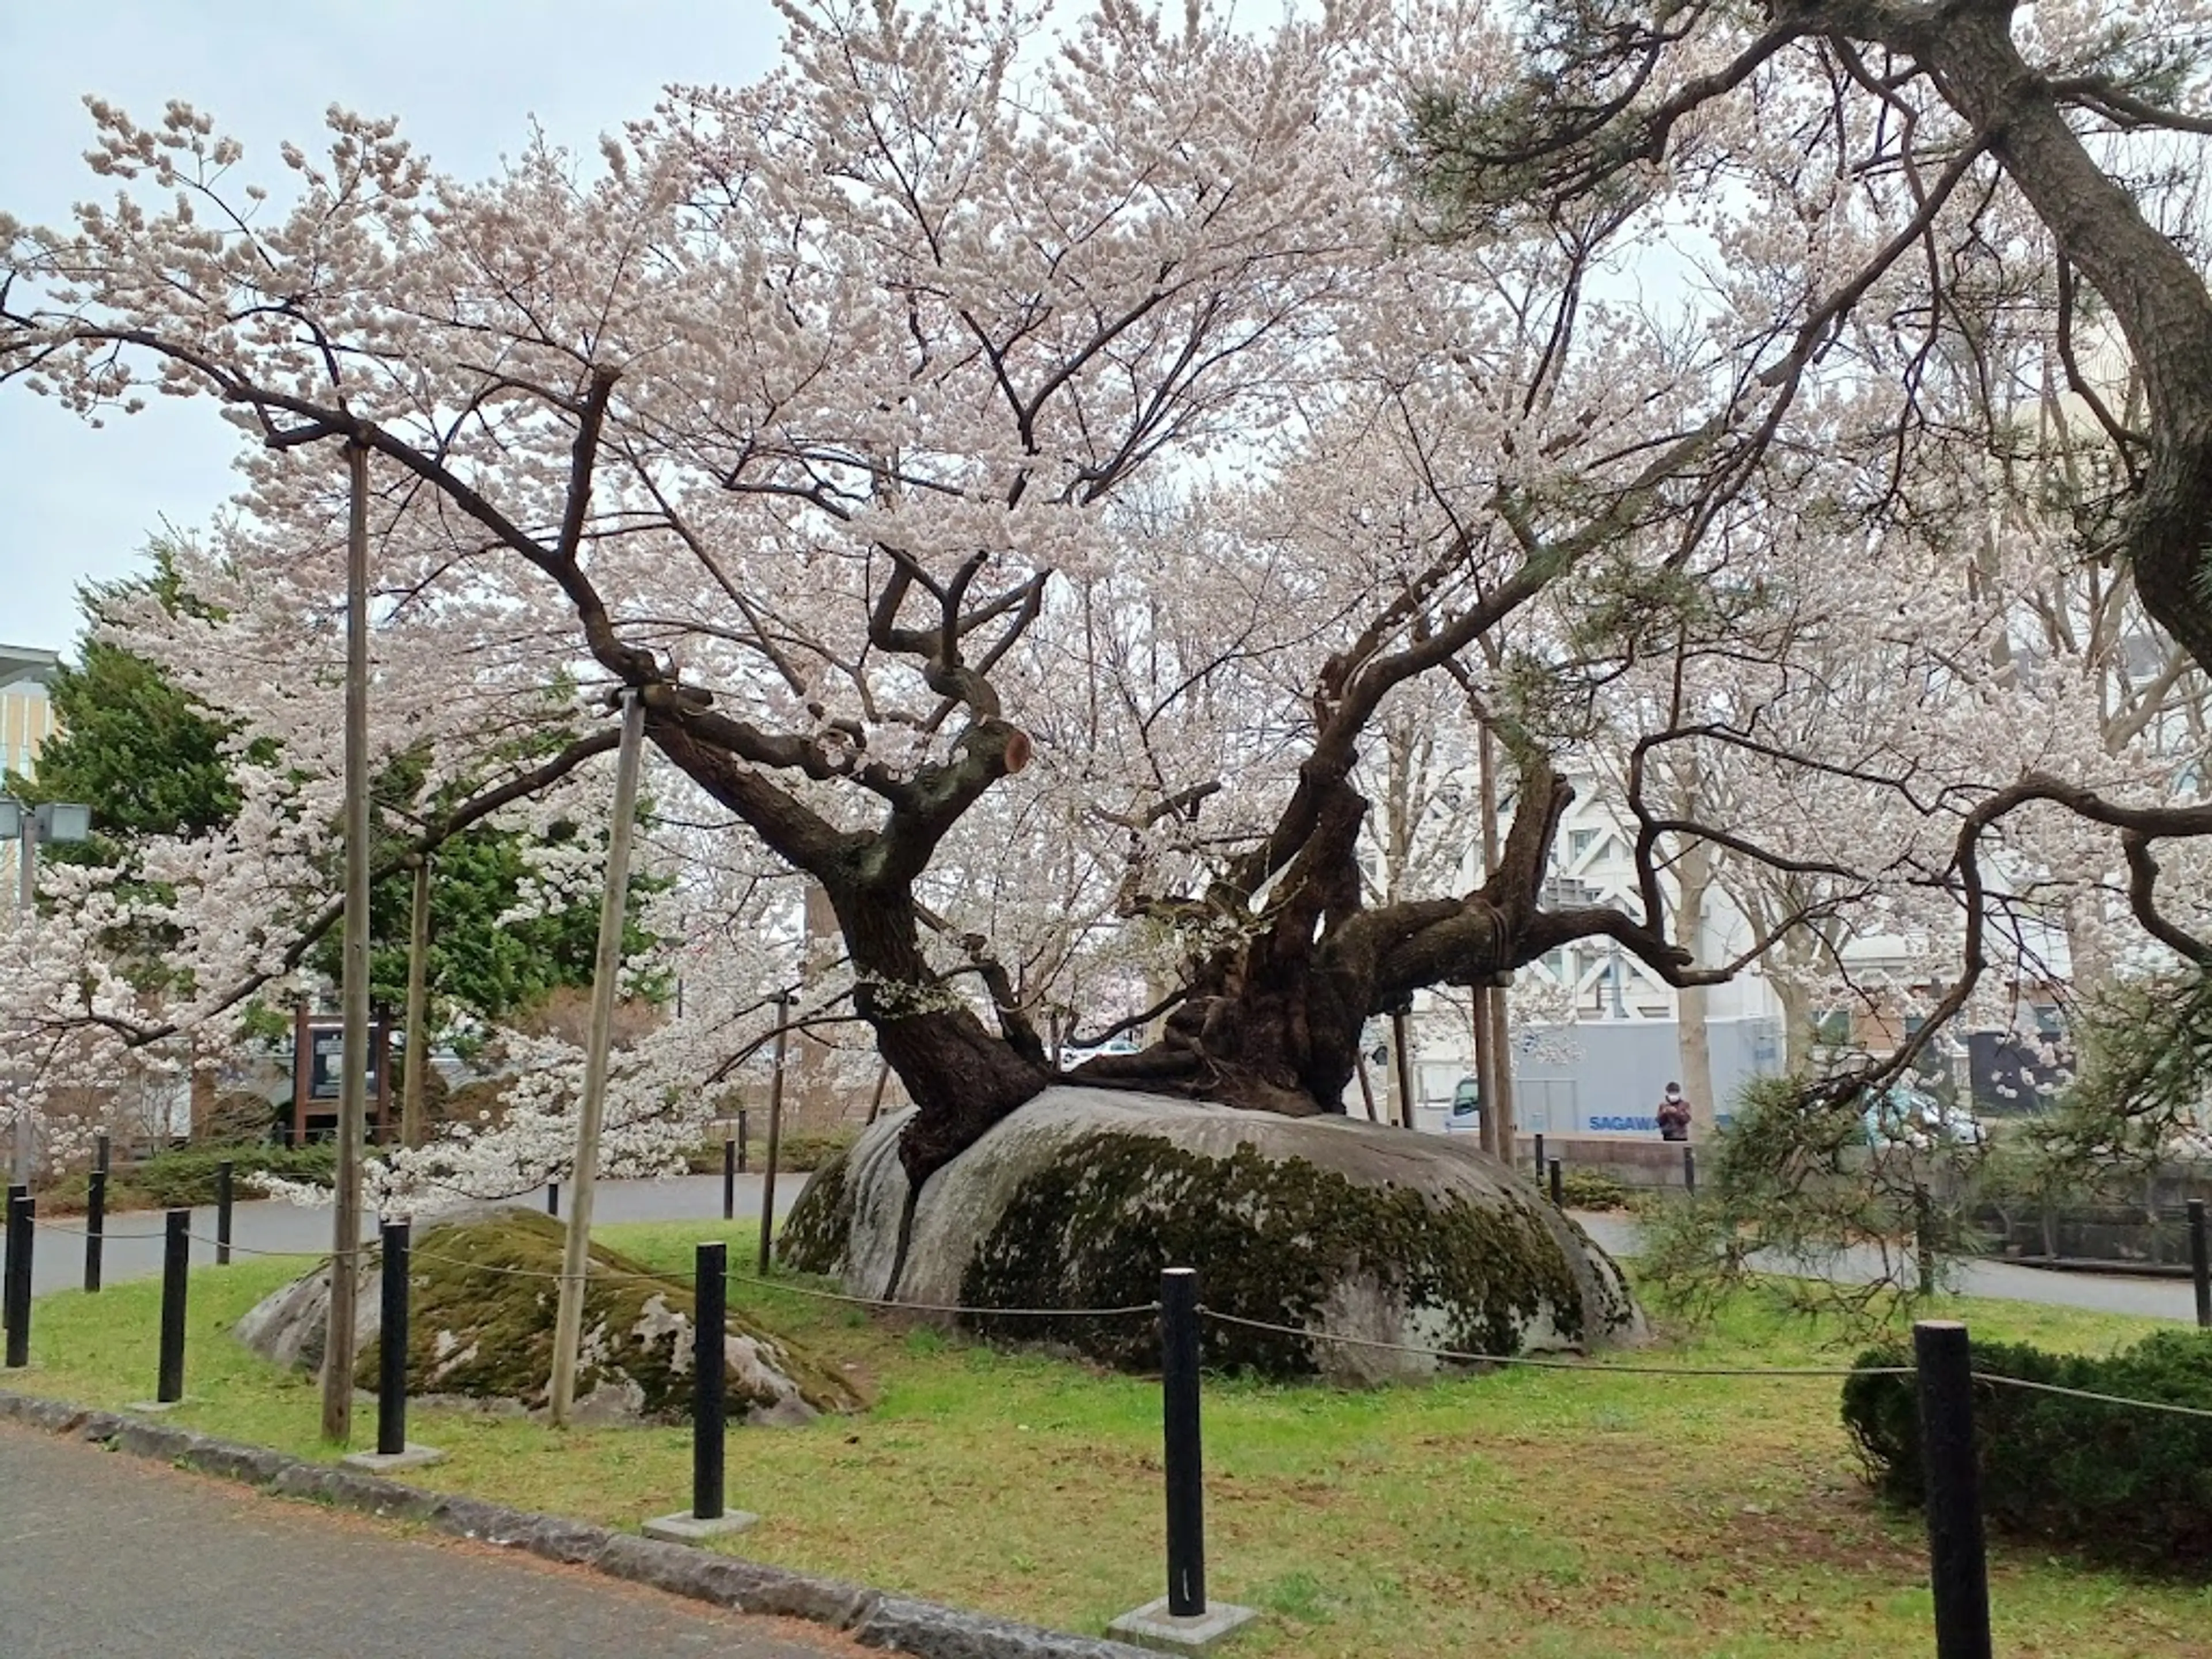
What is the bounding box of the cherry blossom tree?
[18,0,2212,1214]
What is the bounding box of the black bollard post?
[0,1185,22,1336]
[722,1138,736,1224]
[157,1209,190,1404]
[1914,1321,1991,1659]
[2190,1199,2210,1331]
[692,1241,728,1520]
[85,1165,106,1293]
[1532,1132,1545,1181]
[377,1219,411,1456]
[1160,1266,1207,1618]
[546,1179,559,1218]
[1,1183,22,1334]
[5,1191,32,1368]
[215,1160,235,1266]
[1548,1157,1563,1207]
[737,1109,748,1175]
[1683,1143,1696,1197]
[95,1132,110,1175]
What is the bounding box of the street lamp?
[1,797,93,910]
[1,797,92,1181]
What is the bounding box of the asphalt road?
[16,1172,809,1298]
[1574,1211,2203,1321]
[0,1423,859,1659]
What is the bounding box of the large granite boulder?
[779,1088,1641,1382]
[235,1206,863,1425]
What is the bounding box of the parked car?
[1862,1085,1985,1150]
[1444,1076,1482,1134]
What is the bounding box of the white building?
[0,644,63,896]
[1388,769,1911,1137]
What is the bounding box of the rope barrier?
[1199,1309,2212,1411]
[29,1214,334,1261]
[398,1245,604,1281]
[1195,1306,1917,1379]
[1970,1371,2212,1422]
[336,1243,1160,1321]
[722,1268,1160,1320]
[29,1217,168,1243]
[395,1240,1160,1319]
[181,1234,332,1262]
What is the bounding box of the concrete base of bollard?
[643,1509,760,1544]
[1107,1597,1259,1653]
[340,1444,446,1474]
[126,1399,190,1414]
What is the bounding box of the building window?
[1567,828,1598,861]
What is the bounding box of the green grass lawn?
[14,1218,2212,1658]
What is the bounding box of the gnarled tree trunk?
[823,873,1051,1187]
[1071,758,1586,1130]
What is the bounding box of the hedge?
[1555,1169,1633,1211]
[41,1143,338,1214]
[1842,1328,2212,1570]
[681,1126,859,1175]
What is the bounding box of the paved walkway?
[0,1423,858,1658]
[17,1173,805,1298]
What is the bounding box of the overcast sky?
[0,2,785,655]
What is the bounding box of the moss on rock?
[245,1207,863,1423]
[959,1134,1613,1376]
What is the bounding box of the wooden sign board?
[289,1005,393,1145]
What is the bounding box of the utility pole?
[549,690,647,1427]
[1353,1048,1381,1122]
[1476,723,1506,1158]
[759,990,791,1277]
[1488,974,1516,1157]
[399,853,433,1149]
[1471,988,1494,1154]
[323,439,372,1446]
[1390,1006,1418,1131]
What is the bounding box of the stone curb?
[0,1388,1157,1659]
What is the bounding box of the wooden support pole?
[400,854,433,1149]
[549,691,647,1427]
[322,438,371,1447]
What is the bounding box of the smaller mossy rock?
[781,1089,1642,1382]
[235,1207,863,1425]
